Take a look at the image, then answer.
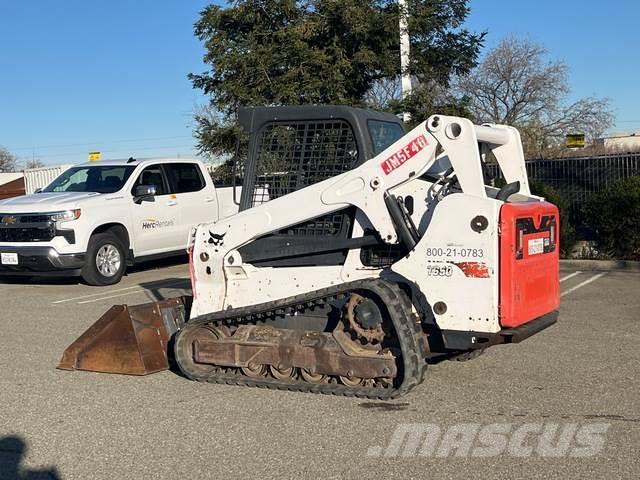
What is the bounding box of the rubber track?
[174,278,428,399]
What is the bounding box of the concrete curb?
[560,259,640,272]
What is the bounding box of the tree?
[190,0,483,156]
[585,176,640,260]
[364,77,402,111]
[528,180,575,257]
[456,37,614,158]
[25,159,45,169]
[0,146,17,172]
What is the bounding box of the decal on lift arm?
[380,135,429,175]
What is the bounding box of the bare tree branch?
[25,159,45,170]
[0,146,18,173]
[455,36,614,158]
[364,77,402,110]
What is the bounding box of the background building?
[0,173,25,199]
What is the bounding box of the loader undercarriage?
[174,279,428,399]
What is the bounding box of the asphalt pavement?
[0,262,638,479]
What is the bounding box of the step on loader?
[59,106,560,398]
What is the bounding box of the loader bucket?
[57,297,189,375]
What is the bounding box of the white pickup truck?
[0,158,237,285]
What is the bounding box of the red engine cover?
[499,201,560,328]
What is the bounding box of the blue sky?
[0,0,638,166]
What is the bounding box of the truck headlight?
[51,209,82,223]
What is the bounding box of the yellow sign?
[88,151,101,161]
[565,134,585,149]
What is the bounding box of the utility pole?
[399,0,412,122]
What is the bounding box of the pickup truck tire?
[81,232,127,286]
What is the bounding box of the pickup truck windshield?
[43,166,135,194]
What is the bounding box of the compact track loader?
[59,106,560,398]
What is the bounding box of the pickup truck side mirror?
[133,185,156,203]
[34,188,42,194]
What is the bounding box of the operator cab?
[230,106,407,267]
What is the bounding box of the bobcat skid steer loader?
[59,106,559,398]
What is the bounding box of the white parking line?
[53,285,147,304]
[561,273,606,297]
[560,271,582,283]
[52,277,190,304]
[76,279,190,305]
[77,286,188,305]
[76,289,151,304]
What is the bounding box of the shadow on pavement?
[139,277,192,303]
[0,275,78,286]
[0,435,60,480]
[0,254,188,287]
[126,254,188,274]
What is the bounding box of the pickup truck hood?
[0,192,100,211]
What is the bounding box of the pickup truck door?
[164,163,218,237]
[130,164,184,255]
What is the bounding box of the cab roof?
[74,157,203,168]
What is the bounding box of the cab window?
[132,166,168,196]
[165,163,205,194]
[367,120,405,155]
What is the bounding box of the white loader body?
[189,115,540,334]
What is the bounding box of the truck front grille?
[0,213,55,242]
[0,226,55,242]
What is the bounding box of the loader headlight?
[50,209,82,223]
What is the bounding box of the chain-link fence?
[486,152,640,224]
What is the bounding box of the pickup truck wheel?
[81,233,126,286]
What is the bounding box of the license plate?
[1,253,18,265]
